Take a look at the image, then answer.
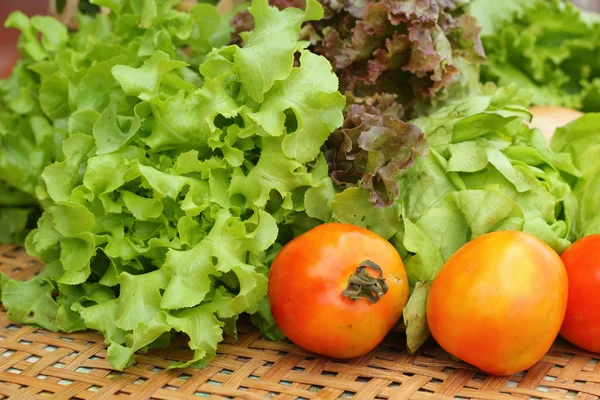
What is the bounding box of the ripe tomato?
[427,231,568,376]
[269,223,409,358]
[560,234,600,353]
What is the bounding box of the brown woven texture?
[0,245,599,399]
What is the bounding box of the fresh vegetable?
[0,0,346,370]
[0,181,39,243]
[559,234,600,353]
[427,230,568,376]
[308,84,580,352]
[231,0,488,207]
[472,0,600,112]
[551,113,600,237]
[1,0,599,374]
[233,0,486,119]
[0,0,239,245]
[324,102,429,207]
[268,223,409,358]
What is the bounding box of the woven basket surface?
[0,245,599,399]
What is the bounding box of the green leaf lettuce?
[0,0,345,370]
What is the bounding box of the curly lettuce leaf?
[251,50,345,163]
[474,0,600,112]
[231,0,486,119]
[0,0,234,203]
[230,0,489,208]
[469,0,529,36]
[234,0,323,102]
[1,0,345,371]
[324,104,428,207]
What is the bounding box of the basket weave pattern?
[0,245,599,399]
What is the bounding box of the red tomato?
[427,231,568,376]
[560,234,600,353]
[269,223,409,358]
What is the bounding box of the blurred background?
[573,0,600,11]
[0,1,49,77]
[1,0,599,78]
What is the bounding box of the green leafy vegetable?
[472,0,600,111]
[231,0,489,206]
[2,0,594,372]
[0,182,39,243]
[0,0,345,370]
[325,103,429,207]
[233,0,487,118]
[551,113,600,237]
[0,0,238,244]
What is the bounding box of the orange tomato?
[427,231,568,375]
[560,234,600,353]
[269,223,409,358]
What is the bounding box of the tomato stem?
[342,260,388,303]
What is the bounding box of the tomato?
[559,234,600,353]
[269,223,409,358]
[426,231,568,376]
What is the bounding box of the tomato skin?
[560,234,600,353]
[426,231,568,376]
[269,223,409,358]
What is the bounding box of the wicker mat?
[0,245,599,399]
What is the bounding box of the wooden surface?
[0,244,600,399]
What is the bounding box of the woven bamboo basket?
[0,245,599,399]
